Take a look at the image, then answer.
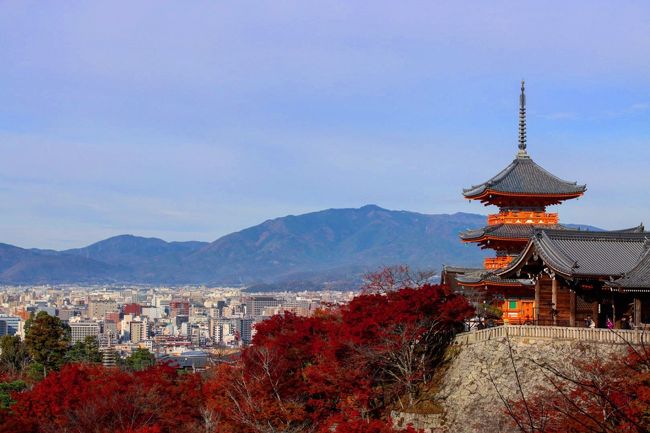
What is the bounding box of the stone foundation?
[394,332,628,433]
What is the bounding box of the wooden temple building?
[443,82,650,328]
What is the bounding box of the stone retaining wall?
[394,329,630,433]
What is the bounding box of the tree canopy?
[0,336,29,377]
[23,311,69,377]
[65,336,102,364]
[0,280,472,433]
[124,348,156,372]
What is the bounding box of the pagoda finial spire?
[518,80,527,156]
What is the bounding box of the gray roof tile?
[460,223,563,241]
[463,155,586,198]
[607,247,650,289]
[501,229,649,278]
[455,269,533,286]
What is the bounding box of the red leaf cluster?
[0,282,473,433]
[0,364,204,433]
[509,346,650,433]
[203,283,472,432]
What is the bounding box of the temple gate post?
[552,277,558,326]
[592,302,599,327]
[534,278,541,324]
[634,298,642,327]
[569,290,576,327]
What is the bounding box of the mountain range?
[0,205,597,289]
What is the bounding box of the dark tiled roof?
[607,248,650,289]
[609,224,645,233]
[455,269,533,286]
[463,155,586,198]
[460,223,563,241]
[442,265,483,274]
[449,268,484,283]
[501,229,649,278]
[441,265,484,285]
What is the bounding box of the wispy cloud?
[537,102,649,122]
[1,1,650,248]
[538,112,578,120]
[601,102,650,118]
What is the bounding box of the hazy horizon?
[2,1,649,249]
[4,205,607,251]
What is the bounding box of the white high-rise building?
[70,321,100,344]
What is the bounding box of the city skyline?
[2,1,650,249]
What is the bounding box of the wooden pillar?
[634,298,642,327]
[551,277,558,326]
[569,290,576,328]
[534,279,541,324]
[592,302,599,327]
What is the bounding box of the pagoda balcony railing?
[484,256,514,270]
[487,211,558,225]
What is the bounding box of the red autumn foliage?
[0,364,205,433]
[509,345,650,433]
[322,410,421,433]
[202,283,472,432]
[0,279,473,433]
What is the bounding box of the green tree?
[0,380,27,409]
[124,348,155,371]
[65,336,102,364]
[0,335,30,376]
[24,311,69,376]
[22,313,34,336]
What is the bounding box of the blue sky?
[1,1,650,249]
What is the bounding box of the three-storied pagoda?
[444,82,586,323]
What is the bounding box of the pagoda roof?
[463,154,586,201]
[499,227,649,279]
[460,223,563,242]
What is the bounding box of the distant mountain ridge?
[0,206,600,288]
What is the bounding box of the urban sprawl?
[0,286,354,369]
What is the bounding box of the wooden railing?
[484,256,514,269]
[455,325,650,345]
[487,211,559,225]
